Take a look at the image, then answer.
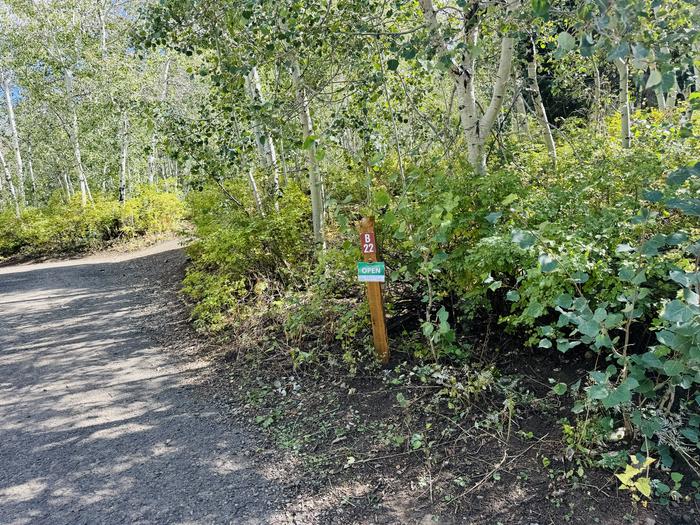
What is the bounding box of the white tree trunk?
[247,166,265,216]
[119,111,128,203]
[2,72,25,205]
[64,69,91,205]
[148,59,171,185]
[526,42,557,169]
[651,63,667,110]
[0,149,20,218]
[615,58,632,149]
[245,67,281,211]
[65,172,75,197]
[419,0,516,175]
[290,59,325,248]
[512,68,530,137]
[97,3,108,58]
[27,145,37,194]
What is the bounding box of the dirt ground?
[0,241,292,524]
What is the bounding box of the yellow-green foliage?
[0,185,184,258]
[182,182,313,331]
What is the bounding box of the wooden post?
[359,217,389,364]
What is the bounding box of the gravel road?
[0,241,288,525]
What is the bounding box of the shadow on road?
[0,246,288,524]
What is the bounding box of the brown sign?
[360,232,376,255]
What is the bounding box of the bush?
[0,185,184,258]
[182,182,313,330]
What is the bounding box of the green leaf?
[642,190,663,203]
[587,384,609,401]
[485,211,502,224]
[662,360,685,377]
[506,290,520,302]
[557,338,580,353]
[554,293,573,309]
[667,163,700,186]
[572,271,589,284]
[669,270,692,287]
[553,382,567,395]
[593,308,607,323]
[410,433,423,449]
[607,41,629,61]
[502,193,519,205]
[538,254,558,273]
[681,428,699,444]
[531,0,549,18]
[301,135,318,150]
[646,69,662,89]
[512,229,536,249]
[539,338,552,349]
[661,300,696,323]
[368,152,384,166]
[396,392,409,408]
[374,189,391,207]
[578,319,600,338]
[401,46,417,60]
[556,32,577,54]
[618,266,635,282]
[667,198,700,217]
[387,58,399,71]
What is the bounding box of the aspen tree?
[1,71,25,204]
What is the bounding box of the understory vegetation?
[0,184,184,259]
[183,112,700,516]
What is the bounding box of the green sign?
[357,262,385,283]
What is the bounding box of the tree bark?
[27,145,37,195]
[419,0,516,175]
[1,72,25,205]
[290,59,325,248]
[651,64,667,110]
[512,68,530,137]
[245,67,281,211]
[667,75,679,109]
[0,149,20,218]
[247,166,265,216]
[615,58,632,149]
[119,111,129,203]
[148,59,171,185]
[97,2,108,59]
[64,69,91,205]
[526,38,557,170]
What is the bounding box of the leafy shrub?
[0,185,184,258]
[182,182,313,330]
